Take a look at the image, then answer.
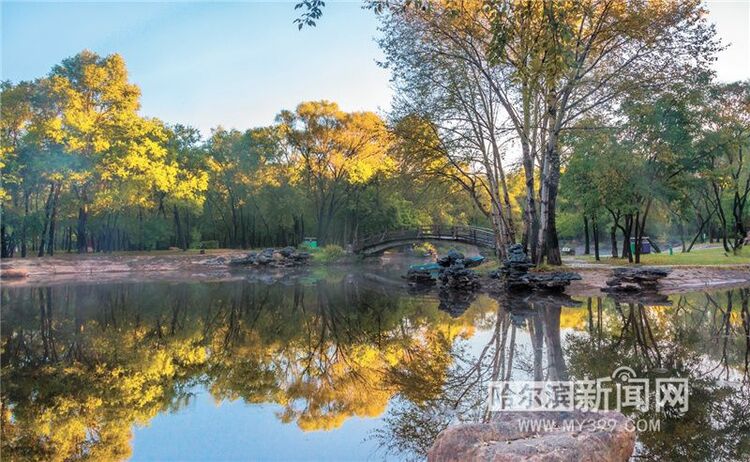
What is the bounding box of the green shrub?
[313,244,345,263]
[200,240,219,249]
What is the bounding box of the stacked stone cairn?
[229,247,310,268]
[494,244,581,292]
[437,250,481,291]
[603,267,671,293]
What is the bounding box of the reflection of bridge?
[353,225,497,256]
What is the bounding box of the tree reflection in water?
[375,289,750,461]
[0,276,491,460]
[1,278,748,461]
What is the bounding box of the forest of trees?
[0,52,482,256]
[2,0,749,265]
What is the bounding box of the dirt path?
[0,251,248,286]
[565,266,750,296]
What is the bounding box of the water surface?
[2,266,749,461]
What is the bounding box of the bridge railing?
[353,225,497,253]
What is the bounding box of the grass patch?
[532,263,577,272]
[579,246,750,266]
[310,244,346,264]
[472,259,500,276]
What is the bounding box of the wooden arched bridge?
[353,225,497,256]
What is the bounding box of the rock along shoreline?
[1,251,749,294]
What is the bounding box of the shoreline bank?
[1,252,749,294]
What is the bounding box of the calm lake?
[2,263,749,461]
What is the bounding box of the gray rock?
[426,249,482,293]
[279,246,296,257]
[229,247,311,268]
[428,411,635,462]
[439,265,480,291]
[602,267,671,293]
[506,243,531,263]
[500,245,580,292]
[437,249,465,267]
[526,272,582,292]
[203,256,227,265]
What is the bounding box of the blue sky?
[2,1,748,135]
[2,1,392,134]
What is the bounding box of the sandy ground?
[1,252,748,294]
[565,266,750,296]
[0,251,248,287]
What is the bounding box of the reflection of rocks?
[603,267,670,293]
[503,292,581,311]
[438,288,476,318]
[437,250,481,292]
[502,292,581,327]
[406,268,437,287]
[496,244,580,292]
[428,410,635,462]
[525,272,583,291]
[228,247,310,268]
[604,291,672,306]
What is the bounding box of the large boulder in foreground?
[428,411,635,462]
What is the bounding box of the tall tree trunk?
[38,183,55,257]
[77,205,88,253]
[138,207,144,251]
[173,205,187,250]
[583,215,590,255]
[592,216,600,261]
[634,199,652,264]
[520,82,539,263]
[677,221,686,253]
[623,214,633,263]
[711,181,732,252]
[46,183,61,256]
[184,208,191,250]
[536,105,562,266]
[21,189,29,257]
[523,151,539,262]
[0,224,9,258]
[610,226,618,259]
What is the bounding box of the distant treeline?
[0,52,483,256]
